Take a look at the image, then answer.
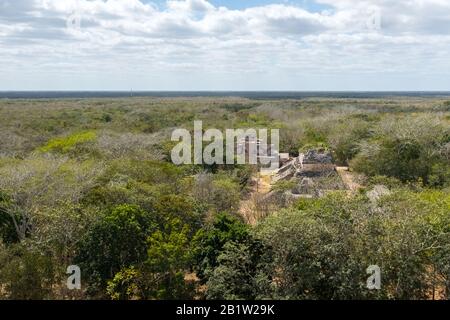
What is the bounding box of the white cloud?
[0,0,450,90]
[167,0,215,13]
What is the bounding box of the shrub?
[107,219,195,300]
[0,192,20,244]
[75,204,156,295]
[206,241,266,300]
[39,131,96,153]
[253,190,450,299]
[351,116,449,185]
[192,213,251,283]
[0,244,55,300]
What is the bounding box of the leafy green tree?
[255,194,367,300]
[328,118,370,165]
[76,204,156,295]
[206,241,269,300]
[191,174,243,214]
[254,190,450,300]
[144,219,194,299]
[39,131,97,154]
[106,266,145,300]
[352,115,449,185]
[192,213,251,283]
[154,194,205,233]
[0,244,54,300]
[0,192,20,244]
[107,219,195,300]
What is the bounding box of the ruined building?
[270,148,346,198]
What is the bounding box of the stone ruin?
[270,148,346,198]
[271,149,335,182]
[302,149,333,164]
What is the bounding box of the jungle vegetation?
[0,97,449,300]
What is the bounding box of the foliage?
[206,240,269,300]
[107,219,195,300]
[75,204,156,295]
[0,97,448,300]
[327,118,370,165]
[39,131,97,154]
[0,192,20,244]
[253,190,450,299]
[107,266,143,300]
[192,213,251,283]
[0,244,54,299]
[144,219,194,299]
[351,116,449,185]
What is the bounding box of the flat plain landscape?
[0,96,449,300]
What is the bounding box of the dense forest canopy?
[0,97,449,300]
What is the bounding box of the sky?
[1,0,450,91]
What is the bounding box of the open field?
[0,97,449,300]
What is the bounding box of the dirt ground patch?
[239,174,272,225]
[336,167,362,192]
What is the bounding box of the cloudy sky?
[1,0,450,90]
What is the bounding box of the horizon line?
[1,90,450,93]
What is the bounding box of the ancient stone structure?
[271,149,335,182]
[269,149,346,198]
